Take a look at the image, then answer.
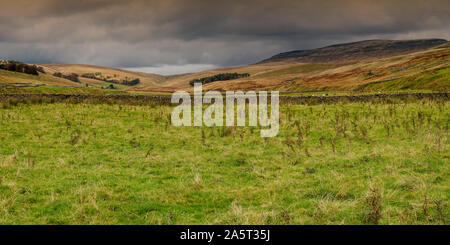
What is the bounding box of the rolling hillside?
[0,68,83,87]
[260,39,447,63]
[39,64,166,88]
[1,39,448,94]
[132,39,449,93]
[0,63,165,89]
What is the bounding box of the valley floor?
[0,99,448,224]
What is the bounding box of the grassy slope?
[0,100,448,224]
[360,67,450,91]
[261,39,448,63]
[0,69,82,87]
[40,64,166,88]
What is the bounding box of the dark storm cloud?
[0,0,449,73]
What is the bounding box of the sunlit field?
[0,98,448,224]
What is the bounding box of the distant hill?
[136,39,449,93]
[259,39,448,63]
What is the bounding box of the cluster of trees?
[81,73,103,80]
[189,73,250,86]
[81,73,140,86]
[53,72,80,83]
[122,78,140,86]
[0,61,42,76]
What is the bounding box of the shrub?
[24,65,39,75]
[36,66,45,73]
[64,73,80,83]
[53,72,80,83]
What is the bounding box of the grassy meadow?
[0,98,448,224]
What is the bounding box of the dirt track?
[0,92,448,106]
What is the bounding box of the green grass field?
[0,99,448,224]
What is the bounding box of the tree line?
[189,73,250,86]
[0,60,45,76]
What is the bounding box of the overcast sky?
[0,0,449,75]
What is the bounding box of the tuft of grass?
[363,187,383,224]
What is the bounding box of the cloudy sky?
[0,0,449,75]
